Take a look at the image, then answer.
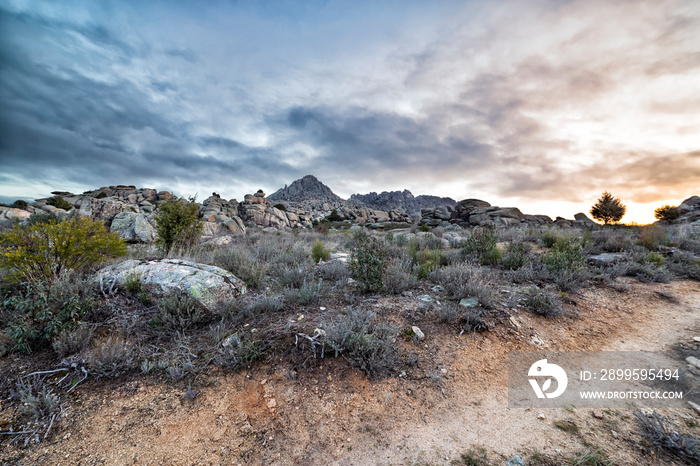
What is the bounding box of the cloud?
[0,0,698,217]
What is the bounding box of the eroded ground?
[2,279,699,465]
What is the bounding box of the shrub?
[418,225,432,232]
[323,308,398,377]
[501,241,530,270]
[640,224,669,250]
[155,198,202,254]
[156,294,207,331]
[0,216,127,285]
[88,336,134,379]
[654,205,681,222]
[211,246,268,289]
[541,238,585,273]
[523,286,564,318]
[541,231,560,248]
[285,279,323,305]
[635,411,700,463]
[27,212,59,225]
[246,294,284,315]
[279,264,313,288]
[11,200,28,210]
[4,277,96,353]
[413,248,445,279]
[382,259,417,294]
[429,264,497,308]
[52,324,94,358]
[12,377,62,422]
[311,239,331,263]
[46,195,73,211]
[349,237,389,293]
[590,191,626,225]
[327,209,343,222]
[318,260,351,283]
[462,226,501,265]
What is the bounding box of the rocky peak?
[268,175,343,203]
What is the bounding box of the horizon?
[1,1,699,224]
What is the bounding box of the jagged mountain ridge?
[268,175,456,215]
[349,190,456,216]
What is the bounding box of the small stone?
[63,433,71,440]
[537,413,546,420]
[694,337,700,342]
[611,431,618,439]
[267,398,277,409]
[260,379,267,385]
[592,409,604,419]
[459,297,479,308]
[402,291,413,297]
[686,356,700,368]
[431,285,444,292]
[297,314,305,321]
[417,294,433,303]
[319,307,326,311]
[411,326,425,341]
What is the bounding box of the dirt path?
[2,279,699,465]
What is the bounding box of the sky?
[1,0,699,224]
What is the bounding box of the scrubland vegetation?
[1,212,699,463]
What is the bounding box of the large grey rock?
[110,212,157,243]
[588,253,627,267]
[574,212,597,226]
[0,207,31,221]
[96,259,246,310]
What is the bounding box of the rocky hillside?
[268,175,342,204]
[349,190,456,216]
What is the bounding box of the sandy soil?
[2,279,699,465]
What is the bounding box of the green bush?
[46,195,73,211]
[327,209,343,222]
[0,216,127,284]
[27,212,59,225]
[11,200,28,210]
[311,239,331,263]
[3,277,96,352]
[349,237,389,293]
[654,205,681,222]
[155,198,202,254]
[541,238,585,273]
[501,241,530,270]
[462,226,501,265]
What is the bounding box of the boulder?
[574,213,597,226]
[588,253,627,267]
[96,259,246,310]
[110,212,157,243]
[0,207,31,221]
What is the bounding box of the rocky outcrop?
[109,212,157,243]
[349,190,456,216]
[268,175,342,204]
[199,193,247,238]
[678,196,700,224]
[96,259,246,310]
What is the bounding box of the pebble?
[411,326,425,341]
[592,409,604,419]
[267,399,277,409]
[459,297,479,308]
[611,431,618,439]
[694,337,700,342]
[537,413,546,420]
[686,356,700,369]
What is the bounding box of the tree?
[590,191,626,225]
[155,198,202,254]
[0,216,127,284]
[654,205,681,222]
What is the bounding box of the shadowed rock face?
[268,175,342,203]
[349,190,457,216]
[96,259,246,310]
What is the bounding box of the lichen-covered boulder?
[96,259,246,310]
[110,212,157,243]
